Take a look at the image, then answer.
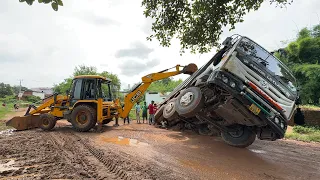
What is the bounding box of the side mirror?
[222,37,232,47]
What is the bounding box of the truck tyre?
[70,105,97,132]
[221,125,256,148]
[175,87,204,118]
[39,113,56,131]
[163,98,178,121]
[155,105,165,123]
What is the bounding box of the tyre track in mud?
[49,130,134,180]
[50,129,178,180]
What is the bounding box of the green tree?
[12,86,30,95]
[20,0,293,54]
[142,0,293,54]
[19,0,63,11]
[0,83,14,98]
[147,78,183,93]
[25,95,42,103]
[53,65,121,97]
[277,24,320,105]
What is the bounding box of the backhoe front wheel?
[71,105,97,132]
[39,113,56,131]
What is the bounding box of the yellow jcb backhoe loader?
[6,64,197,132]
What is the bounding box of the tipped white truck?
[155,35,299,148]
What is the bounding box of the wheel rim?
[76,111,89,125]
[180,92,194,107]
[228,127,244,138]
[165,102,174,113]
[42,118,49,127]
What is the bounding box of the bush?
[25,95,41,103]
[285,125,320,143]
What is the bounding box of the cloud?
[118,58,160,76]
[77,12,120,26]
[115,41,154,59]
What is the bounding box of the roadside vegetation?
[285,125,320,143]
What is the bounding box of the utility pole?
[18,79,23,101]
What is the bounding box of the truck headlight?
[222,76,228,83]
[230,81,236,88]
[280,122,284,129]
[274,117,279,124]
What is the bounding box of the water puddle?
[99,136,149,147]
[249,149,267,154]
[0,159,19,172]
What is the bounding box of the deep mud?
[0,114,320,180]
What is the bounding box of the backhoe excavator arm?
[118,64,197,118]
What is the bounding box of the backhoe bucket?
[6,115,41,131]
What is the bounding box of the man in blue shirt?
[135,102,141,124]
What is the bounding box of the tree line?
[274,24,320,105]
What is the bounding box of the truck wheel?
[163,98,178,121]
[221,125,256,148]
[39,113,56,131]
[175,87,204,118]
[155,105,165,122]
[71,105,97,132]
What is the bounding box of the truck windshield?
[237,37,297,92]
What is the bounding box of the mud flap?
[6,115,41,131]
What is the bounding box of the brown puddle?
[99,136,149,147]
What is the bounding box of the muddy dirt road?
[1,111,320,180]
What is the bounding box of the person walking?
[148,100,155,125]
[142,102,148,123]
[135,102,141,124]
[123,116,130,124]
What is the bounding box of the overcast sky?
[0,0,319,90]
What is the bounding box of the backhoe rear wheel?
[71,105,97,132]
[39,113,56,131]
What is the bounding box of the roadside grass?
[285,125,320,143]
[0,103,14,131]
[300,104,320,110]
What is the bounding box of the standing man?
[135,102,141,124]
[148,100,155,125]
[142,102,148,123]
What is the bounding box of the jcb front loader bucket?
[6,115,41,131]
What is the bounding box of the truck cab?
[157,35,299,148]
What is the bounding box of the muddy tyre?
[163,98,178,121]
[155,105,165,123]
[39,113,56,131]
[175,87,204,118]
[221,125,256,148]
[70,105,97,132]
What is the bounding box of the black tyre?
[163,98,178,121]
[70,105,97,132]
[175,87,204,118]
[221,125,256,148]
[155,105,165,123]
[39,113,56,131]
